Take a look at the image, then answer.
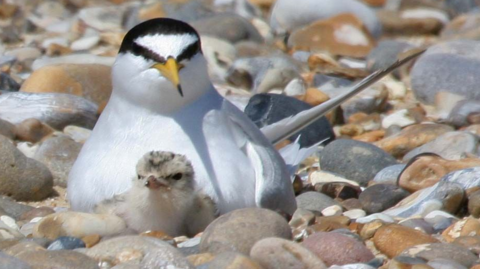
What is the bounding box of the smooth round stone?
[0,135,53,201]
[402,243,477,268]
[403,131,479,161]
[399,218,435,234]
[250,237,327,269]
[205,251,263,269]
[0,251,32,269]
[33,212,126,240]
[227,57,302,94]
[16,250,98,269]
[356,213,395,224]
[452,236,480,255]
[4,241,45,256]
[141,245,194,269]
[383,181,465,218]
[320,139,397,186]
[447,99,480,127]
[399,155,480,193]
[469,190,480,217]
[0,118,15,140]
[14,118,54,143]
[329,264,376,269]
[374,124,454,158]
[427,258,468,269]
[0,91,99,130]
[270,0,381,37]
[0,195,34,220]
[62,125,91,143]
[366,40,415,72]
[21,64,112,107]
[321,205,343,216]
[373,224,439,258]
[296,191,340,213]
[287,13,375,58]
[314,181,361,201]
[187,252,214,267]
[200,208,291,255]
[442,217,480,242]
[372,164,406,185]
[302,232,374,266]
[441,167,480,189]
[33,135,82,187]
[388,256,429,269]
[47,236,85,250]
[192,13,263,43]
[343,209,366,220]
[424,211,457,233]
[359,184,410,214]
[411,40,480,105]
[86,235,176,264]
[244,93,334,147]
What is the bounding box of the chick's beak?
[145,175,169,190]
[151,58,183,97]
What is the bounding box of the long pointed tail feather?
[261,49,425,145]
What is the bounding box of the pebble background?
[1,0,480,268]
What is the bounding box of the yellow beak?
[152,58,183,97]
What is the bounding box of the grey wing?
[222,100,297,216]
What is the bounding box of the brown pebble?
[442,217,480,242]
[82,234,101,248]
[373,224,439,258]
[15,118,54,143]
[187,253,215,266]
[140,230,173,241]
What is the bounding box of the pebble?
[0,196,34,220]
[411,40,480,105]
[0,135,53,201]
[33,211,126,240]
[402,243,478,268]
[366,40,415,72]
[288,13,375,58]
[296,191,340,213]
[33,135,82,187]
[373,224,439,258]
[250,237,327,269]
[14,118,54,143]
[0,91,98,130]
[403,131,480,161]
[320,139,397,186]
[270,0,381,37]
[374,124,454,158]
[204,251,263,269]
[359,184,410,214]
[0,251,32,269]
[16,249,99,269]
[372,164,406,185]
[20,64,112,107]
[192,13,263,43]
[0,118,16,140]
[199,208,292,255]
[0,72,21,92]
[302,232,374,266]
[140,245,195,269]
[398,154,480,192]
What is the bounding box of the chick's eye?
[171,173,183,180]
[137,175,143,180]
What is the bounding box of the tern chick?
[96,151,217,237]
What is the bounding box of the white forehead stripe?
[134,33,198,59]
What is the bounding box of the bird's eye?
[171,173,183,180]
[137,175,142,180]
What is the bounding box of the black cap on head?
[119,18,202,63]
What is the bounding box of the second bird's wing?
[222,100,297,215]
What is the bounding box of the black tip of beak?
[178,85,184,97]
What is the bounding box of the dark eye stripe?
[177,41,201,62]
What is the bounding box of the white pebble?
[321,205,343,216]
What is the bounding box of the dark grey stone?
[47,236,85,250]
[244,93,334,147]
[0,195,34,220]
[411,40,480,105]
[359,184,409,214]
[0,73,20,92]
[295,191,340,213]
[373,164,406,185]
[319,139,397,186]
